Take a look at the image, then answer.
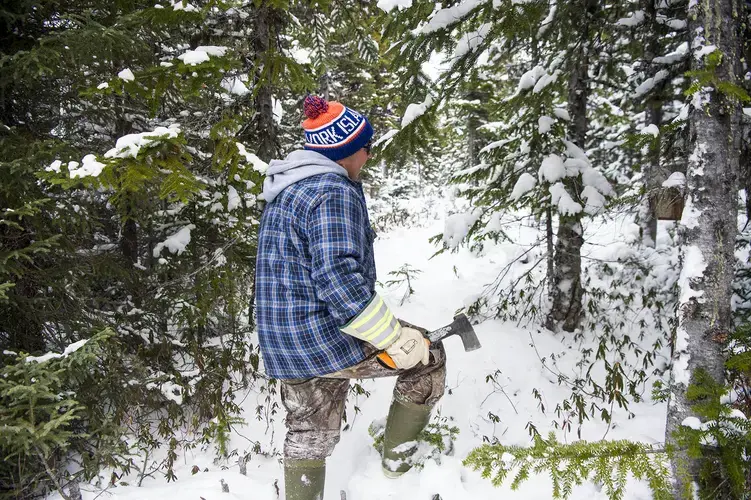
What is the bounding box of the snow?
[69,154,106,179]
[177,46,227,66]
[532,70,560,93]
[681,417,702,430]
[662,172,686,188]
[563,139,588,161]
[272,98,283,124]
[690,87,711,110]
[235,142,268,173]
[289,45,312,65]
[401,95,434,128]
[640,124,659,137]
[581,167,613,196]
[153,224,196,257]
[377,0,413,12]
[198,46,228,57]
[178,49,210,65]
[537,116,555,134]
[744,108,751,117]
[52,211,674,500]
[564,158,587,176]
[97,82,109,90]
[373,129,399,149]
[538,154,565,183]
[414,0,484,35]
[45,160,62,173]
[694,44,718,60]
[227,186,241,211]
[581,185,606,215]
[117,68,135,81]
[170,0,197,12]
[479,138,512,154]
[220,77,249,96]
[678,245,706,305]
[537,2,557,37]
[510,173,537,201]
[553,107,570,121]
[680,194,701,229]
[616,10,645,27]
[673,326,691,386]
[666,19,687,30]
[673,240,707,390]
[516,66,546,93]
[443,209,481,249]
[654,42,688,64]
[421,50,450,82]
[674,103,690,122]
[104,124,181,159]
[25,339,88,363]
[633,69,669,98]
[452,24,491,59]
[550,182,583,215]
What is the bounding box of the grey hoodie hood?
[262,150,349,203]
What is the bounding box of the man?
[256,95,446,500]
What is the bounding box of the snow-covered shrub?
[0,331,127,499]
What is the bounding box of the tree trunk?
[664,0,742,496]
[465,88,489,171]
[742,1,751,227]
[546,207,554,295]
[640,0,667,247]
[547,0,596,332]
[252,5,281,163]
[320,71,330,101]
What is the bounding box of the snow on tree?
[663,0,745,496]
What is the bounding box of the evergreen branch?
[152,236,241,294]
[465,432,672,500]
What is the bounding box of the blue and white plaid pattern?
[256,173,377,378]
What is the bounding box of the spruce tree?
[0,0,314,495]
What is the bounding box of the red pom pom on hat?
[304,95,329,120]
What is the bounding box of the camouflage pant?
[280,339,446,460]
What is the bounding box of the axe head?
[426,314,481,352]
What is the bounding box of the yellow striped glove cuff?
[341,294,402,349]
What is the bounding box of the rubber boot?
[381,395,432,478]
[284,458,325,500]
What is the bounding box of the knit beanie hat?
[302,95,373,162]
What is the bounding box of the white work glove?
[384,327,430,370]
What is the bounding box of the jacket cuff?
[341,293,402,349]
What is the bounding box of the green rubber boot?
[381,395,432,478]
[284,458,325,500]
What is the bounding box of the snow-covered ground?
[54,214,670,500]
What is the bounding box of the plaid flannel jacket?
[256,173,376,378]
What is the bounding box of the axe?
[376,314,481,369]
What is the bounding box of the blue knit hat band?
[302,101,373,162]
